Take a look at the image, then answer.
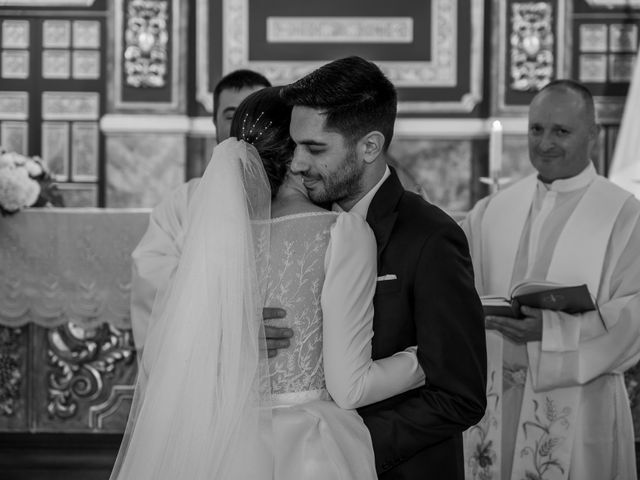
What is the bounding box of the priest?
[462,80,640,480]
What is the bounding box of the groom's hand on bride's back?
[262,307,293,358]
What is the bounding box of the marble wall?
[389,139,475,215]
[106,133,185,208]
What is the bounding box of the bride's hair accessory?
[241,111,273,144]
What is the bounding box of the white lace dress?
[110,140,423,480]
[264,211,424,480]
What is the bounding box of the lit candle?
[489,120,503,177]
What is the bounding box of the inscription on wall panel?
[266,17,414,43]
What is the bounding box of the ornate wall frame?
[196,0,484,114]
[112,0,181,111]
[493,0,569,115]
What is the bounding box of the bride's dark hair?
[230,86,294,198]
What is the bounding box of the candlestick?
[489,120,503,177]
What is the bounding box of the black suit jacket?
[358,168,487,480]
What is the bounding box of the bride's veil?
[110,138,273,479]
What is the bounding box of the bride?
[109,87,425,479]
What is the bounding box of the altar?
[0,209,149,434]
[1,207,640,445]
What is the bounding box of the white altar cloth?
[0,208,150,329]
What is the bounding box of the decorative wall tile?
[0,121,28,155]
[0,91,28,119]
[579,23,608,52]
[1,51,29,79]
[42,92,99,120]
[73,20,101,49]
[223,0,456,88]
[609,53,636,82]
[72,50,100,79]
[1,20,29,49]
[580,53,608,82]
[42,121,70,180]
[71,122,98,180]
[610,23,638,52]
[58,184,98,207]
[42,50,71,79]
[42,20,71,48]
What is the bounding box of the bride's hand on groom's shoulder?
[262,307,293,358]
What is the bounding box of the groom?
[277,56,487,479]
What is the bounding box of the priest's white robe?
[130,179,199,351]
[461,164,640,480]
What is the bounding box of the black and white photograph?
[1,1,640,479]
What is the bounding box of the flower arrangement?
[0,146,64,215]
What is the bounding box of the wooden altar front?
[0,209,148,435]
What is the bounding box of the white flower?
[0,154,14,170]
[3,151,27,166]
[0,166,41,211]
[25,158,44,177]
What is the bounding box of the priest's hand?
[485,305,543,344]
[262,307,293,358]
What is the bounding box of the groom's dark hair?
[280,56,397,151]
[230,86,294,198]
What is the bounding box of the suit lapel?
[366,167,403,264]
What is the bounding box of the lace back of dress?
[265,212,337,400]
[110,139,273,480]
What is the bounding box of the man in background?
[462,79,640,480]
[130,69,270,352]
[213,69,271,143]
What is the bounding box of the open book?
[481,281,597,319]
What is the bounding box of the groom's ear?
[361,131,385,164]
